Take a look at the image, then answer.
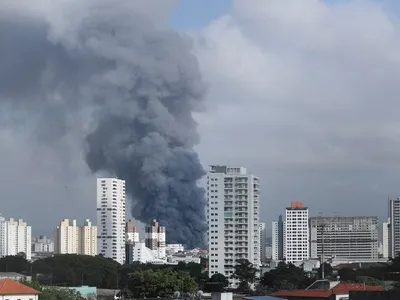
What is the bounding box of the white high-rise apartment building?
[259,222,266,263]
[383,218,390,258]
[284,202,309,263]
[97,178,126,264]
[54,219,79,254]
[207,166,260,286]
[79,219,97,256]
[0,217,32,260]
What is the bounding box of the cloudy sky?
[1,0,399,236]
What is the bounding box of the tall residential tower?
[0,217,32,260]
[97,178,126,264]
[284,202,309,263]
[145,219,166,259]
[207,165,260,286]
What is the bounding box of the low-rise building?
[0,278,40,300]
[166,244,184,255]
[273,280,382,300]
[168,254,201,264]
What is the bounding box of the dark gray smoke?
[0,0,207,247]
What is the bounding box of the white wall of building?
[32,236,54,253]
[0,294,39,300]
[284,202,309,263]
[383,218,390,258]
[130,242,157,263]
[126,232,139,243]
[97,178,126,264]
[271,221,279,260]
[0,217,32,260]
[79,219,97,256]
[166,244,184,254]
[54,219,79,254]
[207,165,260,287]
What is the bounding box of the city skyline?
[2,0,400,241]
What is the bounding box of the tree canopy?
[232,259,258,293]
[127,268,196,298]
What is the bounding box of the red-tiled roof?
[272,282,382,298]
[0,279,40,295]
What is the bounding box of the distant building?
[259,222,266,263]
[271,215,284,261]
[207,165,260,286]
[79,219,97,256]
[31,236,54,253]
[126,219,139,243]
[168,254,201,264]
[0,217,32,260]
[54,219,79,254]
[97,178,126,264]
[145,219,166,259]
[166,244,184,254]
[54,219,97,255]
[383,217,390,258]
[310,216,378,261]
[284,202,309,263]
[389,198,400,258]
[126,242,159,264]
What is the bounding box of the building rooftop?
[273,282,382,298]
[0,279,40,295]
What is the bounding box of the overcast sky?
[0,0,399,236]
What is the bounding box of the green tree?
[205,273,229,292]
[318,263,333,279]
[0,255,30,273]
[128,268,196,298]
[40,287,87,300]
[20,280,89,300]
[259,262,314,292]
[232,259,258,293]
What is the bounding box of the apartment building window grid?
[207,166,260,287]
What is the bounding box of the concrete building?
[166,244,184,254]
[79,219,97,256]
[207,165,260,286]
[259,222,266,263]
[284,202,309,263]
[389,198,400,258]
[97,178,126,264]
[125,242,159,264]
[31,236,54,253]
[310,216,378,261]
[126,219,139,243]
[271,215,284,261]
[54,219,97,256]
[168,254,201,264]
[0,217,32,260]
[54,219,79,254]
[383,217,390,258]
[145,219,166,259]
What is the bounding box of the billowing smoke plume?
[0,0,207,247]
